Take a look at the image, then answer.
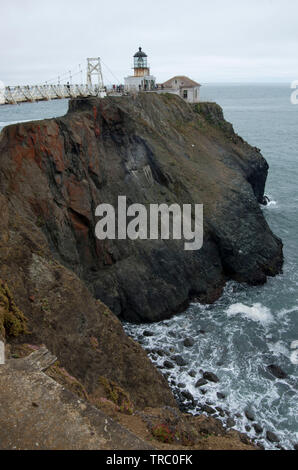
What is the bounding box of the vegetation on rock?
[0,280,28,339]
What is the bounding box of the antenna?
[87,57,104,89]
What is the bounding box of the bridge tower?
[87,58,104,89]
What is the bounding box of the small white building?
[124,47,156,92]
[159,76,201,103]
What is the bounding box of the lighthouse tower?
[124,47,156,92]
[133,47,150,77]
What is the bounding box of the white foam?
[226,302,273,324]
[267,340,289,357]
[290,340,298,364]
[261,197,278,209]
[277,306,298,318]
[266,200,277,207]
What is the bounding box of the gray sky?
[1,0,297,86]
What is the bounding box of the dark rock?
[202,404,216,415]
[172,355,188,367]
[261,195,270,206]
[203,372,219,383]
[0,94,281,326]
[188,370,196,378]
[143,330,154,337]
[253,424,263,435]
[226,418,236,428]
[266,431,280,443]
[195,378,208,388]
[154,349,165,357]
[245,425,251,432]
[217,392,226,399]
[178,383,186,389]
[183,338,195,347]
[168,331,177,338]
[199,330,206,335]
[267,364,287,380]
[244,409,255,421]
[163,361,175,370]
[181,390,194,402]
[200,388,207,395]
[239,433,252,446]
[216,407,225,417]
[293,443,298,451]
[0,93,284,433]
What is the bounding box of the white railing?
[0,84,106,105]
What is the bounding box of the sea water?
[0,85,297,449]
[125,84,298,450]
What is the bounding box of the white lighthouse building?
[124,47,156,92]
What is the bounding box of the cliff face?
[0,189,176,409]
[0,93,282,323]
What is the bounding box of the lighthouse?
[124,47,156,92]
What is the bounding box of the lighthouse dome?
[134,47,147,58]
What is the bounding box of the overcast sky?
[1,0,297,86]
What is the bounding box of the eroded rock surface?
[0,93,283,323]
[0,350,153,450]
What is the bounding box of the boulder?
[195,378,208,388]
[172,355,188,367]
[267,364,287,379]
[244,409,255,422]
[183,338,195,347]
[266,431,280,443]
[203,372,220,383]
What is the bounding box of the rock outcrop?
[0,190,175,409]
[0,349,257,451]
[0,92,283,450]
[0,349,153,450]
[0,93,283,324]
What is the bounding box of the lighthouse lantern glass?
[134,56,148,69]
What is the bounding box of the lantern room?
[133,47,150,77]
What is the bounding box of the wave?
[226,302,273,324]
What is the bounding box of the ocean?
[0,84,297,449]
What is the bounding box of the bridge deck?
[0,84,106,105]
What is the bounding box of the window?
[183,90,188,99]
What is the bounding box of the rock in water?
[183,338,195,347]
[195,378,208,388]
[203,371,220,383]
[266,431,280,443]
[267,364,287,379]
[244,409,255,422]
[0,94,283,323]
[253,423,263,435]
[172,355,188,366]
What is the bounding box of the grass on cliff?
[0,280,28,339]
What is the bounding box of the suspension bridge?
[0,58,110,106]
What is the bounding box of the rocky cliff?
[0,93,283,325]
[0,92,283,450]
